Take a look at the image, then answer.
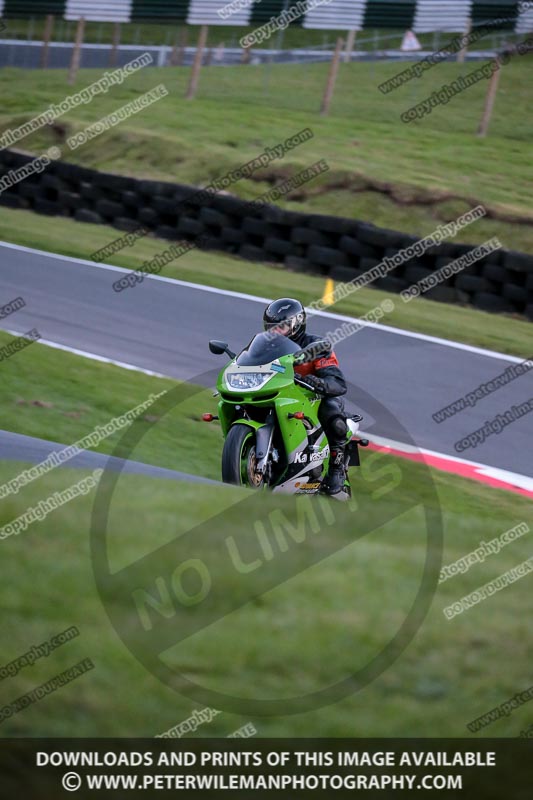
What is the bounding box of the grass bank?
[0,334,531,737]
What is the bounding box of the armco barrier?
[0,148,532,320]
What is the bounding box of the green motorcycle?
[204,332,368,499]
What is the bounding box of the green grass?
[0,329,220,480]
[1,211,532,357]
[0,336,531,737]
[1,57,532,251]
[1,31,532,741]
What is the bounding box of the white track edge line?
[4,328,169,379]
[4,326,532,492]
[1,240,526,365]
[365,432,533,492]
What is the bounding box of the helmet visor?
[263,316,297,337]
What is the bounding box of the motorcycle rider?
[263,297,349,496]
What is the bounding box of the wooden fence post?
[344,29,356,63]
[177,27,188,66]
[320,37,344,115]
[477,61,501,137]
[186,25,209,99]
[457,17,472,63]
[109,22,121,67]
[41,14,54,69]
[68,16,85,85]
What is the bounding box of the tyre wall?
[1,149,532,319]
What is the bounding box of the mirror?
[209,340,227,355]
[209,340,236,358]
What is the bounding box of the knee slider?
[330,415,348,438]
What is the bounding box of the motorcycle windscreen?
[235,332,300,366]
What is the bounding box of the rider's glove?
[301,375,326,394]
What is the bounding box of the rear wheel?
[222,425,265,488]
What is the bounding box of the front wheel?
[222,425,265,488]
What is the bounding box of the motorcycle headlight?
[226,372,273,391]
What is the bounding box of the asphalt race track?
[1,241,532,478]
[0,429,219,484]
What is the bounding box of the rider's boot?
[320,443,347,496]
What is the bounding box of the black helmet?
[263,298,306,341]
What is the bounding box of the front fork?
[254,409,276,476]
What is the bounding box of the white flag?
[401,30,422,51]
